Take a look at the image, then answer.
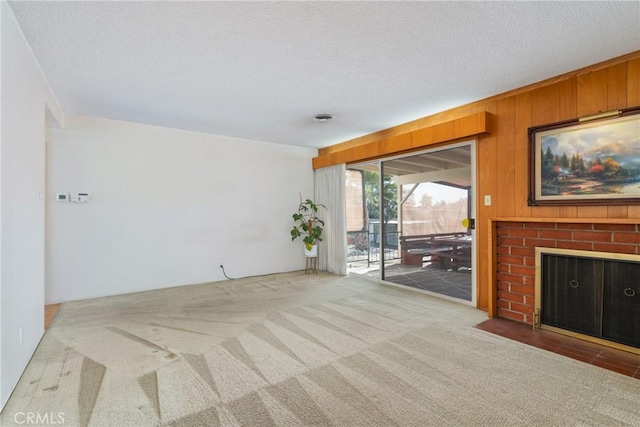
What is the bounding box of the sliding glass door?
[347,142,476,304]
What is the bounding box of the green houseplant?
[290,197,325,255]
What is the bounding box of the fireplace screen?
[537,248,640,350]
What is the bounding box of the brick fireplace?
[496,221,640,325]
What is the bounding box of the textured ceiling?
[8,1,640,149]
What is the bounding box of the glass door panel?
[346,164,381,276]
[381,145,474,302]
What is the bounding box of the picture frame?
[528,107,640,206]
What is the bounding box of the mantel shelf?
[489,217,640,225]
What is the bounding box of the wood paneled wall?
[313,51,640,312]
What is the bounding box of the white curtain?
[315,164,347,275]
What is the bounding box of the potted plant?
[290,197,325,257]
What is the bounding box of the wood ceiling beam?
[312,111,491,169]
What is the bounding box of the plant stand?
[305,256,317,275]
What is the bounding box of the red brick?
[523,295,535,306]
[498,309,526,323]
[511,246,535,257]
[498,237,524,247]
[497,290,524,303]
[511,265,535,276]
[523,275,536,286]
[510,284,535,296]
[497,300,511,310]
[557,240,593,251]
[497,281,510,291]
[497,222,524,229]
[496,228,510,237]
[509,228,539,238]
[497,245,510,255]
[594,223,637,232]
[524,256,536,267]
[498,273,524,284]
[593,243,637,254]
[511,302,534,314]
[498,263,510,273]
[558,223,594,230]
[538,230,572,240]
[524,238,557,248]
[497,255,524,266]
[573,231,611,242]
[613,232,640,244]
[524,222,556,229]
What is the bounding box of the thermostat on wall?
[56,193,69,202]
[71,192,90,203]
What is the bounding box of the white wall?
[46,114,316,303]
[0,1,63,409]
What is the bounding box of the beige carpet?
[2,272,639,426]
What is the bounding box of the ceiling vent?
[313,113,333,122]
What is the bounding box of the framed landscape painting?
[528,108,640,206]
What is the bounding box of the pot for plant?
[290,197,325,258]
[304,244,318,257]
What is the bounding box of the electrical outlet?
[484,195,492,206]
